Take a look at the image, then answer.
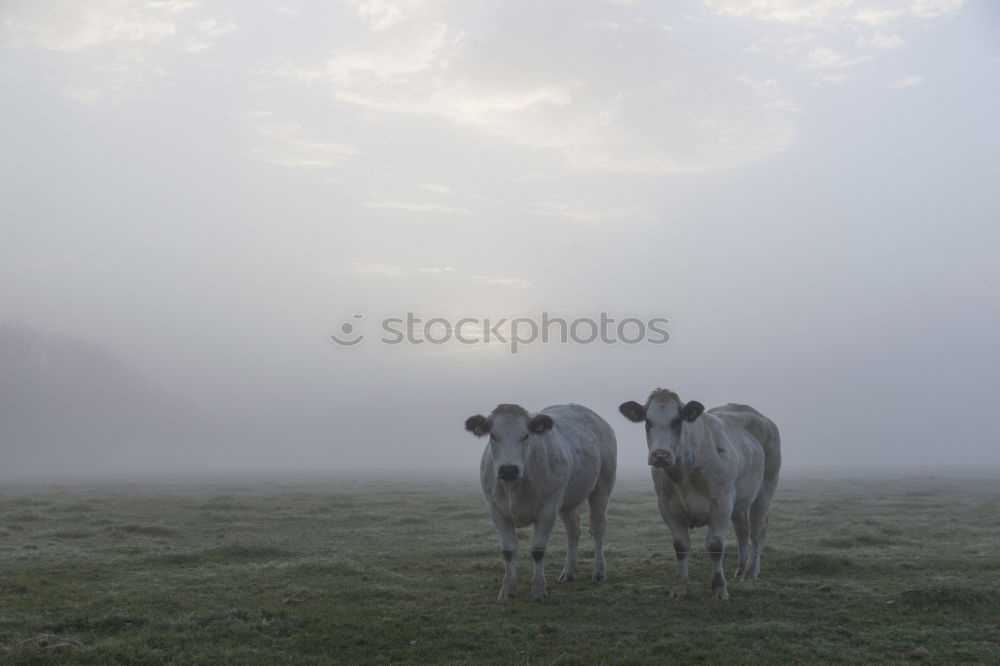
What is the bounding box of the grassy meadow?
[1,475,999,664]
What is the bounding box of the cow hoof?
[498,587,516,600]
[669,587,688,599]
[558,571,575,582]
[532,588,548,600]
[591,571,607,582]
[713,589,730,601]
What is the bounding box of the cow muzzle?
[649,450,674,468]
[497,465,521,481]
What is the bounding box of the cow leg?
[732,510,750,580]
[588,483,611,582]
[707,495,735,600]
[557,508,580,582]
[658,498,690,598]
[490,508,518,600]
[746,480,777,581]
[528,503,559,599]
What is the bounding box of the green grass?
[1,477,999,664]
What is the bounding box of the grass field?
[1,475,999,664]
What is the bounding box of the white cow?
[619,389,781,600]
[465,403,617,600]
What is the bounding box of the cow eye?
[519,434,529,443]
[644,420,653,432]
[489,432,497,441]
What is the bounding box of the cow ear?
[528,414,554,434]
[681,401,704,422]
[465,414,491,438]
[619,401,646,423]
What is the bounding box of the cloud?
[182,38,209,53]
[417,183,454,194]
[706,0,964,85]
[813,73,853,85]
[249,116,359,169]
[277,6,299,18]
[60,79,102,103]
[146,1,200,14]
[276,18,453,84]
[341,262,456,277]
[196,18,237,38]
[908,0,965,19]
[531,201,640,222]
[853,9,903,26]
[176,17,236,54]
[473,276,535,289]
[857,31,904,50]
[276,2,798,174]
[0,0,185,51]
[704,0,963,24]
[347,0,461,32]
[345,262,406,277]
[702,0,855,24]
[890,75,925,88]
[802,47,872,69]
[0,0,209,102]
[363,201,473,214]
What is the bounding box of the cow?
[619,389,781,600]
[465,403,617,600]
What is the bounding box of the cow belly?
[561,469,599,511]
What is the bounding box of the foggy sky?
[1,0,999,480]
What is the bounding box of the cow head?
[465,404,554,482]
[619,389,704,469]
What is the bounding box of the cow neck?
[675,420,702,477]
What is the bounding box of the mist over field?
[2,0,999,481]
